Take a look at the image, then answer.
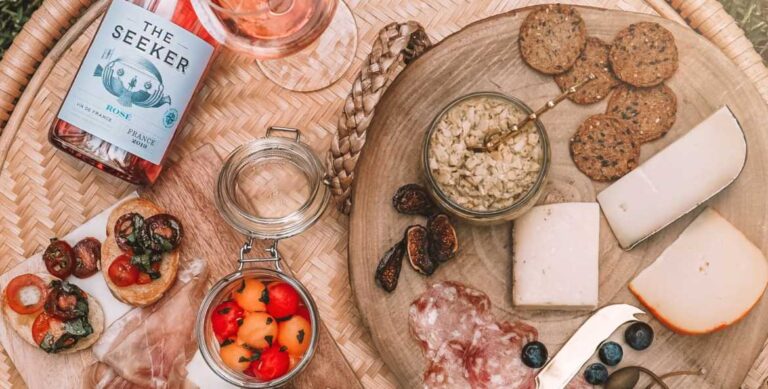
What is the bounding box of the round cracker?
[610,22,678,87]
[606,83,677,143]
[570,114,640,181]
[554,37,620,104]
[519,4,587,75]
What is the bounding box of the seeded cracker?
[609,22,678,87]
[570,114,640,181]
[519,4,587,75]
[607,84,677,143]
[554,37,620,104]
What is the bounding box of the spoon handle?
[481,73,597,152]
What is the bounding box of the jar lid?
[216,127,330,240]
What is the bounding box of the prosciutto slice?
[84,258,208,389]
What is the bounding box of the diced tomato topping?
[136,262,161,285]
[5,274,48,315]
[108,254,139,287]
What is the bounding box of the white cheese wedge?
[597,106,747,249]
[629,208,768,334]
[513,203,599,310]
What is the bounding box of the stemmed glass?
[191,0,358,91]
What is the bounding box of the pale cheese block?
[513,203,599,310]
[629,208,768,335]
[597,106,747,249]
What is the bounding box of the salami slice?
[465,321,538,389]
[423,340,471,389]
[409,281,493,358]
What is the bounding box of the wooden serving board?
[0,145,361,389]
[348,6,768,389]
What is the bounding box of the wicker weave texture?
[0,0,766,388]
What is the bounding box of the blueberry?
[521,341,548,368]
[625,322,654,350]
[598,341,623,366]
[584,363,609,385]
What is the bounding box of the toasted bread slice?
[2,273,104,354]
[102,198,179,307]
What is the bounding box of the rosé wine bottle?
[49,0,218,185]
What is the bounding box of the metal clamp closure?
[238,237,283,272]
[266,126,301,142]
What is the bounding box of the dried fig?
[427,214,458,262]
[405,225,437,275]
[375,241,405,292]
[392,184,436,216]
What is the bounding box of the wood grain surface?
[349,6,768,388]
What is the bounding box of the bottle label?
[59,0,213,165]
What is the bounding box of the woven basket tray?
[0,0,767,388]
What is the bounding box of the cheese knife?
[536,304,646,389]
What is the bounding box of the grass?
[721,0,768,64]
[0,0,43,60]
[0,0,764,62]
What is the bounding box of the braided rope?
[326,21,431,214]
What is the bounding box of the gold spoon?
[468,73,597,153]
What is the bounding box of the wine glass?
[191,0,358,92]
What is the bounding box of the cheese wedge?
[513,203,599,310]
[598,106,747,249]
[629,208,768,335]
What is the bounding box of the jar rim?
[422,91,551,218]
[216,132,330,240]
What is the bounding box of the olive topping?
[145,214,183,252]
[625,321,654,350]
[427,214,458,262]
[521,341,548,368]
[405,225,437,275]
[72,237,100,278]
[584,363,609,385]
[598,341,623,366]
[375,241,405,292]
[392,184,436,216]
[44,280,89,321]
[115,213,150,253]
[42,238,75,279]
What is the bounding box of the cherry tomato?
[295,306,311,322]
[277,316,312,357]
[32,312,62,345]
[136,262,161,285]
[266,282,300,319]
[44,280,88,320]
[72,237,100,278]
[108,254,139,287]
[248,345,290,381]
[220,342,252,372]
[145,214,183,252]
[114,213,148,252]
[211,301,245,343]
[233,279,268,312]
[42,239,74,279]
[4,274,48,314]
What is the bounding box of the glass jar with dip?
[422,92,551,225]
[196,127,330,387]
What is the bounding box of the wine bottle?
[49,0,217,185]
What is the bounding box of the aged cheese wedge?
[629,208,768,335]
[597,106,747,249]
[513,203,599,310]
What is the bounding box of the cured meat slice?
[465,321,538,389]
[409,281,493,357]
[423,340,471,389]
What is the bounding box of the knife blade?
[536,304,645,389]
